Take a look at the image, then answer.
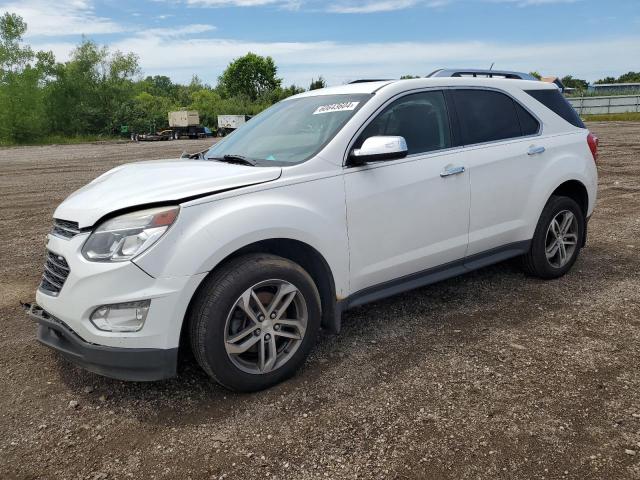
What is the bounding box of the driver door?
[344,90,470,295]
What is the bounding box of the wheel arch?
[546,179,590,247]
[179,238,341,359]
[551,179,589,218]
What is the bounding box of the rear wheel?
[188,254,321,392]
[522,195,585,279]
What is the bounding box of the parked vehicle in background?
[217,115,251,136]
[168,110,206,139]
[25,74,598,393]
[131,130,173,142]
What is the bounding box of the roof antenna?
[489,62,495,71]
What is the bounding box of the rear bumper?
[23,303,177,381]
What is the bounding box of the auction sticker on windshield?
[313,102,360,115]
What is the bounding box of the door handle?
[528,145,546,155]
[440,165,465,177]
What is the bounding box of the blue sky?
[2,0,639,86]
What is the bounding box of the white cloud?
[328,0,448,13]
[38,33,633,86]
[137,24,216,38]
[14,1,635,86]
[177,0,571,13]
[185,0,284,6]
[327,0,419,13]
[491,0,580,5]
[2,0,125,36]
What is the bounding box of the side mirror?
[349,136,408,165]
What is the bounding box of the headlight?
[82,206,179,262]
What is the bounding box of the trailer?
[168,110,206,139]
[217,115,251,136]
[131,130,173,142]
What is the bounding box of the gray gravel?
[0,125,639,479]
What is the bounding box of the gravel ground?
[0,125,639,479]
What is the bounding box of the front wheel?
[522,195,585,279]
[188,254,321,392]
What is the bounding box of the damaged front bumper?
[22,303,178,381]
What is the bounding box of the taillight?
[587,131,599,162]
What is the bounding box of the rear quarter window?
[525,89,585,129]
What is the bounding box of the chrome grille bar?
[52,219,81,239]
[39,251,70,295]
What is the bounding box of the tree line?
[0,13,328,145]
[528,71,640,93]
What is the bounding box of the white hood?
[54,158,282,228]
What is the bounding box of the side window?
[357,91,451,155]
[451,89,523,145]
[514,101,540,136]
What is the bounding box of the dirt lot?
[0,126,639,479]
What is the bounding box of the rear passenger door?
[448,88,545,257]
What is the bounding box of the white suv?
[25,76,598,391]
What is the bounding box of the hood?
[55,158,282,228]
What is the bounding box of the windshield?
[206,94,371,165]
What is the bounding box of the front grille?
[40,251,70,296]
[52,219,81,239]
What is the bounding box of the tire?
[522,195,585,279]
[188,254,321,392]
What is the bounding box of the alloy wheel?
[223,279,308,375]
[545,209,579,268]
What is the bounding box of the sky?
[1,0,639,87]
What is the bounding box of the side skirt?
[339,240,531,314]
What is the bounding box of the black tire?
[188,254,321,392]
[522,195,585,279]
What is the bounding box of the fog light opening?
[90,300,151,332]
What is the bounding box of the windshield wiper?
[208,154,258,166]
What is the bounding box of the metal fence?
[568,95,640,115]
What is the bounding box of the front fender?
[133,176,350,298]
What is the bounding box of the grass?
[567,89,640,98]
[582,112,640,122]
[0,134,124,147]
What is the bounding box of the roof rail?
[427,68,538,81]
[348,79,392,84]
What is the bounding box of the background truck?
[168,110,206,139]
[217,115,251,136]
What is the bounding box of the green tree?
[595,76,616,85]
[188,88,223,127]
[45,40,140,135]
[0,13,32,76]
[218,52,281,100]
[528,71,542,80]
[561,75,588,92]
[309,76,326,90]
[617,71,640,83]
[114,92,176,133]
[0,13,52,142]
[141,75,177,98]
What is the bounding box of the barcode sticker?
[313,102,360,115]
